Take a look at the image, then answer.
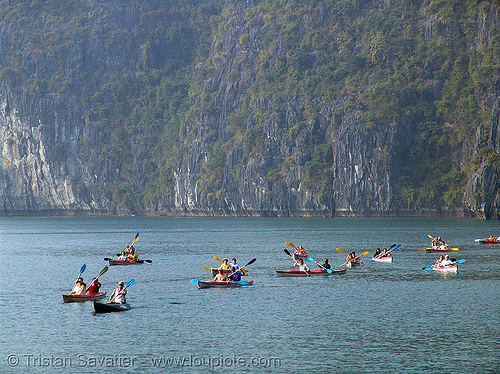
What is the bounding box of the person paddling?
[322,259,331,270]
[433,255,444,267]
[117,251,128,261]
[230,258,240,271]
[108,281,127,304]
[440,255,453,266]
[294,258,310,272]
[229,268,244,282]
[214,269,228,281]
[218,258,231,271]
[86,278,101,295]
[380,248,391,258]
[70,277,86,295]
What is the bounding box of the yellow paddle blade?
[451,248,459,251]
[132,236,140,245]
[336,247,346,254]
[285,242,296,249]
[213,256,223,262]
[426,234,435,239]
[417,248,426,251]
[202,266,213,270]
[360,251,369,256]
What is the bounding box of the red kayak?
[108,259,144,266]
[197,280,253,289]
[476,238,500,244]
[62,291,106,303]
[275,269,346,277]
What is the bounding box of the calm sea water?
[0,217,499,373]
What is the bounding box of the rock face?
[0,1,499,218]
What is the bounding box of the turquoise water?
[0,217,499,373]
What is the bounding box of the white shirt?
[440,259,453,266]
[294,262,310,272]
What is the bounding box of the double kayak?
[371,256,393,263]
[108,259,144,266]
[197,280,253,289]
[275,269,346,277]
[346,260,362,268]
[476,238,500,244]
[62,291,106,303]
[432,264,458,273]
[92,301,131,313]
[425,247,458,252]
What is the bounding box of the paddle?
[110,279,135,303]
[78,264,86,279]
[285,241,297,250]
[336,248,346,254]
[423,259,466,270]
[284,249,310,275]
[307,256,332,274]
[373,244,401,259]
[85,266,108,292]
[339,251,369,267]
[130,232,140,247]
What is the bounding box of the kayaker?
[117,251,128,261]
[380,248,391,258]
[86,278,101,295]
[294,258,310,272]
[373,248,381,258]
[433,255,444,267]
[214,269,228,281]
[294,245,306,256]
[108,281,127,304]
[229,268,244,282]
[218,258,231,270]
[322,259,331,270]
[128,246,138,262]
[230,258,240,271]
[70,277,86,295]
[440,255,453,266]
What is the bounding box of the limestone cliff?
[0,1,499,218]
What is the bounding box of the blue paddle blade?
[455,259,466,264]
[308,257,314,262]
[237,281,249,285]
[80,264,86,275]
[388,244,397,249]
[424,266,434,270]
[125,279,135,288]
[190,279,200,284]
[393,244,401,249]
[326,269,332,274]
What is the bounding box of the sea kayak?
[92,301,131,313]
[425,247,457,252]
[108,259,144,266]
[346,260,362,268]
[432,264,458,273]
[477,238,500,244]
[62,291,106,303]
[275,269,346,277]
[197,280,253,289]
[371,256,393,263]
